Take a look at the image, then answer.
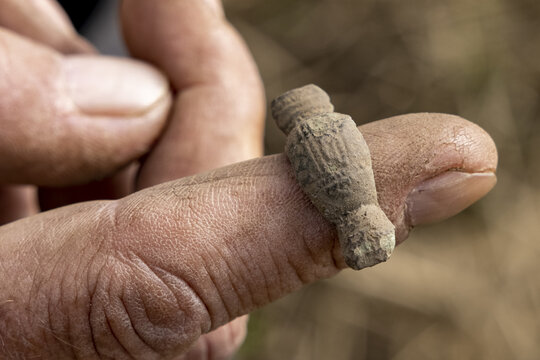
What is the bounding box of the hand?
[0,1,497,359]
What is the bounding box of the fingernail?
[64,56,168,116]
[406,171,497,226]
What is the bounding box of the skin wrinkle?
[55,244,98,358]
[223,219,258,312]
[131,265,190,352]
[269,198,317,288]
[38,322,78,358]
[87,219,122,358]
[296,235,331,284]
[117,271,163,357]
[258,192,299,297]
[104,267,138,359]
[247,243,272,308]
[24,206,106,357]
[121,191,229,331]
[85,235,130,358]
[215,253,242,319]
[265,233,287,298]
[72,288,97,359]
[200,249,235,325]
[59,260,76,358]
[205,239,249,318]
[143,266,185,322]
[170,259,213,347]
[220,193,273,307]
[104,303,132,360]
[211,189,255,311]
[284,251,305,293]
[228,272,248,321]
[121,287,159,359]
[199,250,233,327]
[65,243,103,358]
[247,183,305,299]
[153,269,213,344]
[86,267,103,358]
[39,250,70,356]
[124,226,215,344]
[231,247,254,314]
[115,246,210,357]
[90,291,115,359]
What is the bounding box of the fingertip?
[360,113,498,243]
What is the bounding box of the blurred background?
[71,0,539,359]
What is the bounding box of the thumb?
[0,28,171,186]
[0,114,497,358]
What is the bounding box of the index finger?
[0,113,497,359]
[121,0,266,188]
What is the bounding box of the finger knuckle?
[85,243,209,358]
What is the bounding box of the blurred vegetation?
[225,0,540,359]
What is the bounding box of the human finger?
[0,114,497,358]
[121,0,265,187]
[0,28,171,187]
